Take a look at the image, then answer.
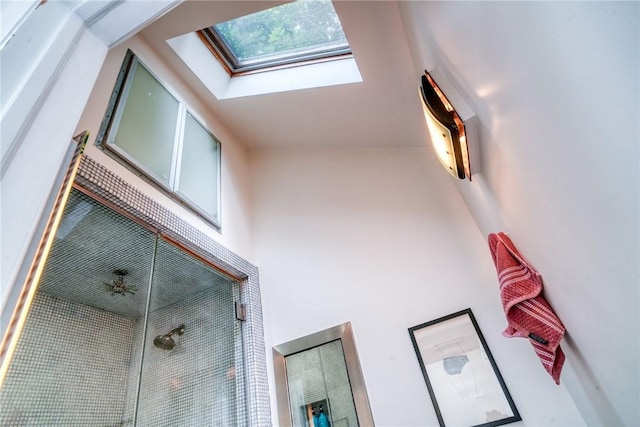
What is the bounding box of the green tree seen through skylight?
[214,0,349,63]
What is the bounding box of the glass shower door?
[0,188,247,426]
[134,237,245,426]
[0,189,157,425]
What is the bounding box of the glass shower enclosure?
[0,189,246,425]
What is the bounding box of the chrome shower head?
[153,324,185,350]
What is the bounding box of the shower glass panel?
[0,189,244,426]
[134,238,244,425]
[0,190,156,425]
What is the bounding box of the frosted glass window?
[109,62,179,185]
[97,51,222,227]
[177,113,220,219]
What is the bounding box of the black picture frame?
[408,308,521,427]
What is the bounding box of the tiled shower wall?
[0,291,243,427]
[0,151,270,425]
[76,155,270,426]
[121,288,244,426]
[0,293,134,425]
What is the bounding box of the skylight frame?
[197,0,353,76]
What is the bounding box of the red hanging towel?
[488,232,566,384]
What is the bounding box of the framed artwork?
[408,309,521,427]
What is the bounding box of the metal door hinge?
[235,301,246,321]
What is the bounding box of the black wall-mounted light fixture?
[419,69,476,181]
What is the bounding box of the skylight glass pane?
[212,0,350,70]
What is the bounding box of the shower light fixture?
[103,269,137,296]
[419,69,477,181]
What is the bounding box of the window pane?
[213,0,349,69]
[112,62,179,185]
[137,238,243,424]
[177,113,220,220]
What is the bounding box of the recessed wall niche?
[273,322,374,427]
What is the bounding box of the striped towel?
[488,232,566,384]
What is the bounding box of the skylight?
[198,0,351,74]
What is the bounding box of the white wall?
[0,0,39,48]
[399,2,639,425]
[0,2,107,317]
[251,146,585,426]
[75,35,255,263]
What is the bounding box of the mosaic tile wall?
[0,294,134,425]
[120,238,245,426]
[1,151,267,425]
[135,289,242,425]
[74,155,270,426]
[285,340,358,427]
